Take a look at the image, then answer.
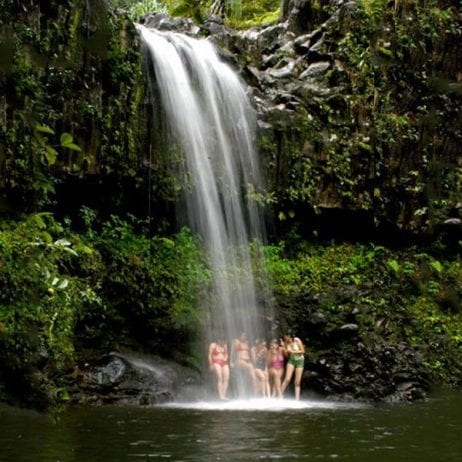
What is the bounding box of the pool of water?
[1,390,461,461]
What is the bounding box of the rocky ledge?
[66,352,207,406]
[140,2,461,242]
[64,341,428,405]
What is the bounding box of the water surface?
[1,390,461,462]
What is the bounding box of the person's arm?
[286,342,294,355]
[208,343,215,368]
[251,346,257,365]
[224,344,229,363]
[266,349,272,368]
[295,338,305,354]
[230,340,236,367]
[281,340,288,357]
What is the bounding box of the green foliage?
[33,125,82,167]
[226,0,280,27]
[85,215,210,348]
[225,0,243,20]
[265,0,461,237]
[111,0,168,21]
[143,0,281,27]
[169,0,205,22]
[0,213,91,367]
[265,241,384,295]
[0,213,210,408]
[264,240,462,383]
[324,0,462,232]
[1,1,148,212]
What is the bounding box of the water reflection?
[1,391,461,462]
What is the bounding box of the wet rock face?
[202,9,362,231]
[0,0,149,215]
[140,12,200,34]
[68,352,206,405]
[303,339,430,402]
[274,283,434,403]
[192,3,460,244]
[137,8,350,216]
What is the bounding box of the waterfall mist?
[138,25,272,396]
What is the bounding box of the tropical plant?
[111,0,168,20]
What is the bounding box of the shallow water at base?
[161,397,365,412]
[1,390,461,462]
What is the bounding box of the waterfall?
[138,25,271,396]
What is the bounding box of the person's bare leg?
[269,369,276,397]
[281,363,294,395]
[242,361,258,394]
[274,369,283,397]
[255,369,265,396]
[249,366,258,394]
[264,371,271,397]
[212,364,224,399]
[294,367,304,400]
[237,360,258,395]
[222,365,230,399]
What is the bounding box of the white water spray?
[138,26,272,396]
[161,398,366,412]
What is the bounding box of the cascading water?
[138,25,272,397]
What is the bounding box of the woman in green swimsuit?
[281,335,305,400]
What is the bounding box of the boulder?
[69,352,206,405]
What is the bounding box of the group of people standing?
[208,332,305,401]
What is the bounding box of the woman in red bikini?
[267,338,285,397]
[208,338,230,400]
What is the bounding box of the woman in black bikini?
[251,339,270,397]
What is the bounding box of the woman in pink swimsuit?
[208,339,230,400]
[267,338,285,397]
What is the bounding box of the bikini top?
[289,341,304,357]
[235,341,249,352]
[256,348,266,358]
[270,353,285,368]
[212,344,227,356]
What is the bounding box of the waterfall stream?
[138,25,271,396]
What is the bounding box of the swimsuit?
[212,358,228,367]
[288,341,304,368]
[255,353,266,370]
[288,353,304,368]
[211,344,228,367]
[236,342,249,351]
[269,353,285,369]
[235,341,251,363]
